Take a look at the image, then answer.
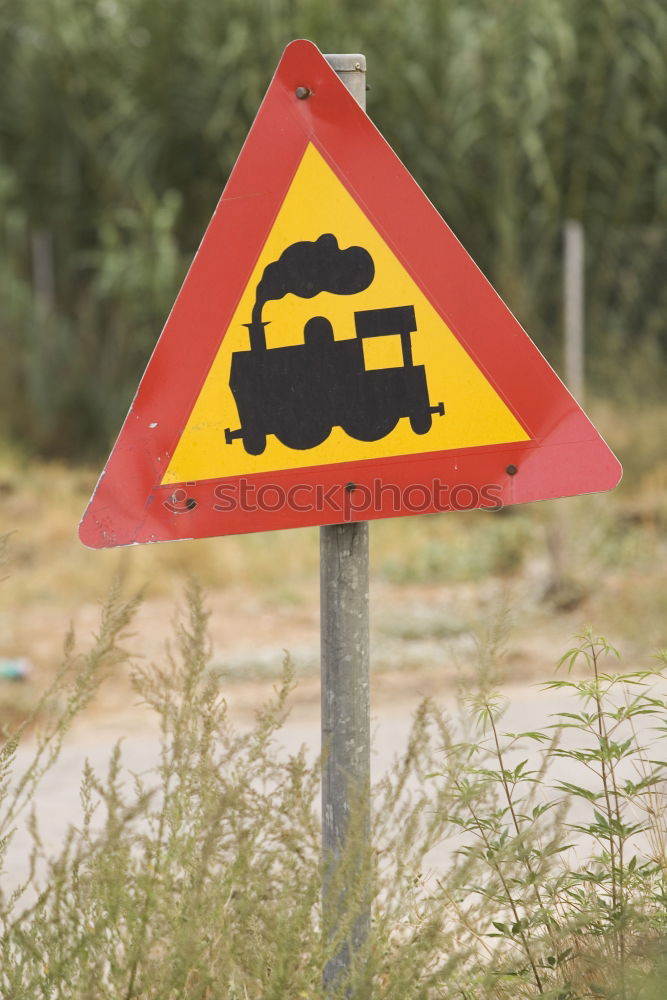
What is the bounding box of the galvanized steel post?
[321,52,371,995]
[564,219,585,403]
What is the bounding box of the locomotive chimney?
[245,302,268,351]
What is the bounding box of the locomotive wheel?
[243,430,267,456]
[277,422,331,451]
[342,416,398,442]
[409,410,433,435]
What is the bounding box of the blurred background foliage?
[0,0,665,459]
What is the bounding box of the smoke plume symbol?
[252,233,374,324]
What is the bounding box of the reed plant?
[1,0,666,456]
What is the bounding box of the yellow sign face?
[163,144,529,486]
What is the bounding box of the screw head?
[345,482,356,492]
[506,464,518,476]
[295,86,311,100]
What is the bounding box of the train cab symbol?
[224,235,445,457]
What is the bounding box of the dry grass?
[0,398,666,729]
[2,588,667,998]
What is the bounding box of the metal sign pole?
[564,219,585,404]
[321,53,370,994]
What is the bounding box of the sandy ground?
[6,675,663,900]
[6,562,608,726]
[2,562,658,899]
[2,683,570,890]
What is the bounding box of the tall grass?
[1,584,666,997]
[1,0,666,455]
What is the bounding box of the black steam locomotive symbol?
[224,234,444,456]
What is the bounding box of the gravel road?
[5,679,660,901]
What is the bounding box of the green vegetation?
[1,5,664,994]
[1,585,667,997]
[0,0,665,456]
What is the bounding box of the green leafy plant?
[2,586,667,998]
[428,628,667,998]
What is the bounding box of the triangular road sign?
[80,39,621,548]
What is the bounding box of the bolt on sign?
[80,40,621,548]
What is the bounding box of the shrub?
[1,586,666,998]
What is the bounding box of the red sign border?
[80,40,621,548]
